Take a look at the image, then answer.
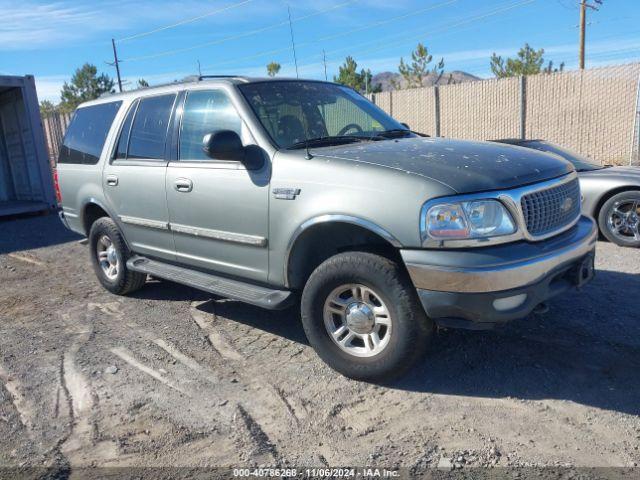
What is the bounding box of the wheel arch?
[592,186,640,219]
[284,215,403,290]
[80,200,131,250]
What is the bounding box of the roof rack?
[99,75,251,98]
[197,75,250,82]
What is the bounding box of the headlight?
[424,199,516,240]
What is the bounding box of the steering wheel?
[337,123,364,136]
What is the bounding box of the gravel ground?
[0,214,639,478]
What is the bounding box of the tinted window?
[128,94,176,160]
[179,90,242,161]
[114,100,137,160]
[58,101,122,164]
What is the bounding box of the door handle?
[174,178,193,192]
[106,175,118,186]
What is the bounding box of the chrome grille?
[521,177,581,237]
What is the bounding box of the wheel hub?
[97,235,119,280]
[609,200,640,241]
[106,246,117,264]
[323,283,393,358]
[345,302,375,334]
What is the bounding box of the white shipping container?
[0,75,56,216]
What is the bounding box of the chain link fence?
[369,63,640,166]
[41,111,72,167]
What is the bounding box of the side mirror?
[203,130,245,162]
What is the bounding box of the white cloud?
[34,75,68,103]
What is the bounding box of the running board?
[127,256,294,310]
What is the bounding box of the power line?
[121,0,358,63]
[199,0,460,71]
[117,0,254,43]
[319,0,536,59]
[314,0,458,44]
[162,0,534,81]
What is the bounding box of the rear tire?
[598,191,640,248]
[301,252,433,382]
[89,217,147,295]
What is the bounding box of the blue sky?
[1,0,639,103]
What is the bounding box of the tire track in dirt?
[102,300,298,464]
[189,300,312,462]
[110,347,193,397]
[0,364,34,434]
[58,308,121,467]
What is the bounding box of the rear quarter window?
[58,101,122,165]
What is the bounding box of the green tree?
[490,43,564,78]
[137,78,150,88]
[266,61,281,77]
[333,56,379,93]
[39,100,57,117]
[397,42,444,89]
[59,63,114,113]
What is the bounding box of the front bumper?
[401,216,597,328]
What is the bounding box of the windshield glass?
[522,140,603,171]
[238,81,409,149]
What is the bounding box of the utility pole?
[323,50,328,81]
[111,38,123,92]
[287,5,299,78]
[579,0,602,70]
[578,0,586,69]
[197,60,202,77]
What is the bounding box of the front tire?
[301,252,433,382]
[598,191,640,248]
[89,217,147,295]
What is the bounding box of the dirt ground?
[0,214,639,478]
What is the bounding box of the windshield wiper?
[375,129,413,139]
[287,135,365,150]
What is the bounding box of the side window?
[179,90,242,161]
[58,101,122,165]
[127,94,176,160]
[113,100,137,160]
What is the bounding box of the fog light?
[493,294,527,311]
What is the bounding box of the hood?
[314,137,574,194]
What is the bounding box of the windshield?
[238,81,410,149]
[521,140,603,171]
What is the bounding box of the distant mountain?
[370,70,481,92]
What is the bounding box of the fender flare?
[283,214,403,287]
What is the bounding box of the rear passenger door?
[103,93,177,260]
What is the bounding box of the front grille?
[521,177,581,237]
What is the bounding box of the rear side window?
[127,94,176,160]
[58,101,122,164]
[114,100,137,160]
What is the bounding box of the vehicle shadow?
[130,278,212,302]
[193,269,640,416]
[195,298,309,346]
[0,213,81,254]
